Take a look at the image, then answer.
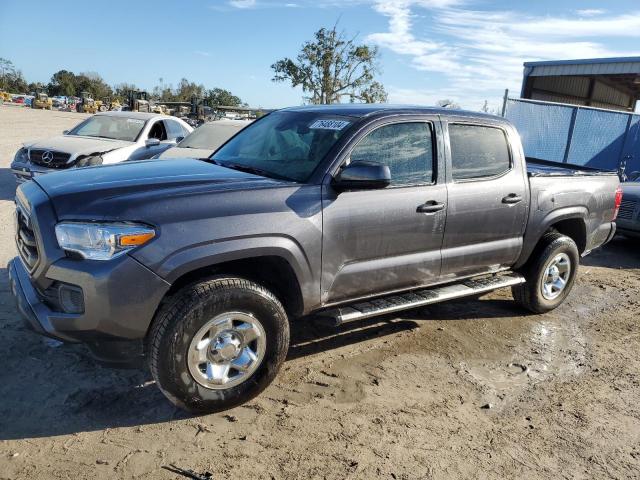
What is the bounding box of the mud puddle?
[462,316,588,403]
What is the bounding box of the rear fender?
[515,207,587,269]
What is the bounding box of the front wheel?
[512,233,579,313]
[148,276,289,414]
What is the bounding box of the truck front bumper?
[9,255,171,363]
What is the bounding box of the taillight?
[613,185,623,220]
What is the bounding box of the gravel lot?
[0,105,639,479]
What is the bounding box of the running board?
[321,274,525,326]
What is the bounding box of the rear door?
[321,117,447,304]
[440,120,528,280]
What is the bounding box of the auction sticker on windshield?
[309,119,351,130]
[127,119,145,124]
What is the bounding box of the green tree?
[75,71,113,99]
[174,78,205,102]
[0,58,28,93]
[48,70,77,96]
[206,87,243,107]
[271,24,387,104]
[113,82,139,102]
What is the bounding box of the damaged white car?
[10,111,193,183]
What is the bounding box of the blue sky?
[2,0,640,110]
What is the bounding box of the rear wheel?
[512,233,579,313]
[148,276,289,414]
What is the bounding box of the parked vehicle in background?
[75,91,106,113]
[617,182,640,238]
[51,96,67,108]
[155,119,251,160]
[10,111,193,183]
[8,105,620,413]
[32,89,53,110]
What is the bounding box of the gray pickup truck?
[9,105,621,413]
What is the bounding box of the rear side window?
[350,122,434,186]
[449,124,510,180]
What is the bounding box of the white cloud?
[576,9,606,17]
[365,1,640,109]
[229,0,256,8]
[194,50,211,56]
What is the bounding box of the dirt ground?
[0,105,639,480]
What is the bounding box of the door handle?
[502,194,523,204]
[417,201,445,214]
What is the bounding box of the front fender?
[148,234,319,312]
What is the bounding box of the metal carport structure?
[521,57,640,112]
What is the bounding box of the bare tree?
[272,24,387,104]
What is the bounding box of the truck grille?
[29,149,72,169]
[618,199,637,220]
[15,204,40,272]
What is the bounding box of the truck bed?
[526,157,618,177]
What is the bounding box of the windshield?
[179,122,248,150]
[67,115,146,142]
[211,111,354,182]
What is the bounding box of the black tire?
[148,276,289,414]
[512,233,579,313]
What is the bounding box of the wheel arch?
[163,254,306,320]
[515,208,588,269]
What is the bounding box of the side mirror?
[62,130,69,135]
[333,161,391,191]
[145,138,160,147]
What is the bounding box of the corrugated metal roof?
[525,57,640,77]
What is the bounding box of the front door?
[321,118,447,304]
[440,120,528,280]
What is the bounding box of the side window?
[164,120,186,140]
[449,124,511,180]
[147,121,168,141]
[350,122,434,186]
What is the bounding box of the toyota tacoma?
[9,105,621,413]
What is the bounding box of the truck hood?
[24,135,133,157]
[34,158,289,220]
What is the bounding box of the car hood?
[157,146,213,160]
[33,158,290,220]
[25,135,133,157]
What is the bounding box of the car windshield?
[211,111,354,182]
[179,122,248,150]
[67,115,146,142]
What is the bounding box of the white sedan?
[11,111,193,183]
[155,119,251,160]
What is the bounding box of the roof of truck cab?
[280,104,502,120]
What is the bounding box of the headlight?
[55,222,156,260]
[13,147,28,163]
[76,155,103,167]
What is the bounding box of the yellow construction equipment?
[127,90,150,112]
[76,91,100,114]
[102,97,121,111]
[32,89,53,110]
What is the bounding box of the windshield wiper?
[217,162,289,181]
